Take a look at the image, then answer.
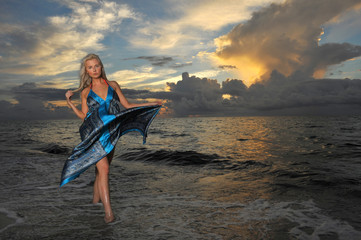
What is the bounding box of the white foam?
[0,208,24,233]
[37,185,59,190]
[125,195,361,239]
[234,199,361,239]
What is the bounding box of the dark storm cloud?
[121,88,172,100]
[0,82,170,120]
[0,83,74,120]
[215,0,361,80]
[165,72,224,116]
[163,72,361,116]
[222,79,247,96]
[304,43,361,75]
[4,71,361,120]
[245,71,361,111]
[11,82,67,101]
[168,0,361,116]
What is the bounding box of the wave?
[17,137,35,144]
[340,127,355,131]
[271,169,319,179]
[339,142,361,148]
[37,144,71,155]
[119,149,224,166]
[303,124,325,128]
[237,138,249,142]
[309,177,361,188]
[118,149,272,173]
[149,129,191,138]
[224,160,270,171]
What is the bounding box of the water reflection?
[151,117,278,160]
[143,117,284,205]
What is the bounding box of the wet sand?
[0,211,16,233]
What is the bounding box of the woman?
[61,53,161,223]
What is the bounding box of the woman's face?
[85,58,102,79]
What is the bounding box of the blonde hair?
[74,53,108,92]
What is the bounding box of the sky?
[1,0,361,119]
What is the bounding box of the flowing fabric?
[60,83,161,187]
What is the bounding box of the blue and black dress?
[60,80,161,186]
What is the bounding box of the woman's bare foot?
[104,212,115,223]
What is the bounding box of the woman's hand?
[65,90,74,101]
[64,89,87,120]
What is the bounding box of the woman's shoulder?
[81,86,91,96]
[108,80,120,89]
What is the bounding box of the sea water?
[1,116,361,239]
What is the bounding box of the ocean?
[0,116,361,239]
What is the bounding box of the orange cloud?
[212,0,361,85]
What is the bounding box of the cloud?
[121,88,172,102]
[213,0,361,85]
[307,43,361,78]
[219,65,237,70]
[162,72,361,117]
[124,56,174,66]
[130,0,283,50]
[165,72,224,116]
[138,56,174,66]
[11,82,67,101]
[0,83,74,120]
[243,71,361,113]
[4,71,361,120]
[170,62,193,68]
[170,0,277,31]
[109,66,177,89]
[222,79,247,96]
[0,1,137,76]
[123,55,193,70]
[0,81,171,120]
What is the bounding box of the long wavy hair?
[73,53,108,92]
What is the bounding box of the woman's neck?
[91,77,103,85]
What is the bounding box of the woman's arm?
[110,81,162,109]
[65,89,89,120]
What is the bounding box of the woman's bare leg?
[93,149,114,204]
[96,157,114,223]
[93,169,100,204]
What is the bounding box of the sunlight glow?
[46,100,75,108]
[214,54,267,86]
[313,69,326,79]
[222,94,232,100]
